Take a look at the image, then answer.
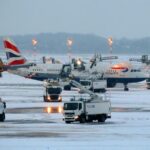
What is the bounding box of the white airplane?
[2,38,72,82]
[2,38,150,91]
[70,55,150,91]
[129,55,150,89]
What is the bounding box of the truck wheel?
[65,121,71,124]
[93,89,106,93]
[80,117,86,123]
[100,89,106,93]
[43,96,48,102]
[98,115,106,123]
[3,102,6,108]
[87,116,92,123]
[0,112,5,122]
[87,119,92,123]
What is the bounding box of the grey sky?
[0,0,150,38]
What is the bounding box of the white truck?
[43,81,62,102]
[63,80,111,123]
[0,99,6,122]
[80,79,107,93]
[64,79,107,93]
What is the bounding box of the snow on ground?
[0,72,150,150]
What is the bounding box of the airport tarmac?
[0,73,150,150]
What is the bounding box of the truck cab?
[43,85,62,102]
[63,99,84,123]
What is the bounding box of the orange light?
[47,96,51,101]
[107,37,113,47]
[47,107,52,113]
[111,64,127,70]
[58,106,63,113]
[112,64,120,68]
[77,59,82,65]
[66,38,73,47]
[32,39,38,46]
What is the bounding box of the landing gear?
[124,84,129,91]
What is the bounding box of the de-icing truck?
[63,80,111,123]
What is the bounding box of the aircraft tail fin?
[3,38,27,66]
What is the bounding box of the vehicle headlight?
[74,116,79,119]
[47,96,51,100]
[58,106,63,113]
[46,107,52,113]
[58,96,62,101]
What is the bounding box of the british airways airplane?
[2,38,71,83]
[1,38,149,91]
[70,56,150,91]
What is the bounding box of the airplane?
[1,38,72,83]
[69,55,150,91]
[1,38,74,102]
[2,38,150,92]
[104,62,149,90]
[129,55,150,89]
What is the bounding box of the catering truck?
[63,80,111,123]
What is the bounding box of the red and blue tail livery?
[3,38,27,66]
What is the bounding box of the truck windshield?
[47,87,62,94]
[64,103,78,110]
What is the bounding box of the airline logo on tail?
[3,39,27,66]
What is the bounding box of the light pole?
[107,36,113,64]
[107,36,113,98]
[32,38,38,62]
[66,38,73,63]
[107,36,113,54]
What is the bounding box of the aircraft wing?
[0,57,35,72]
[3,63,35,71]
